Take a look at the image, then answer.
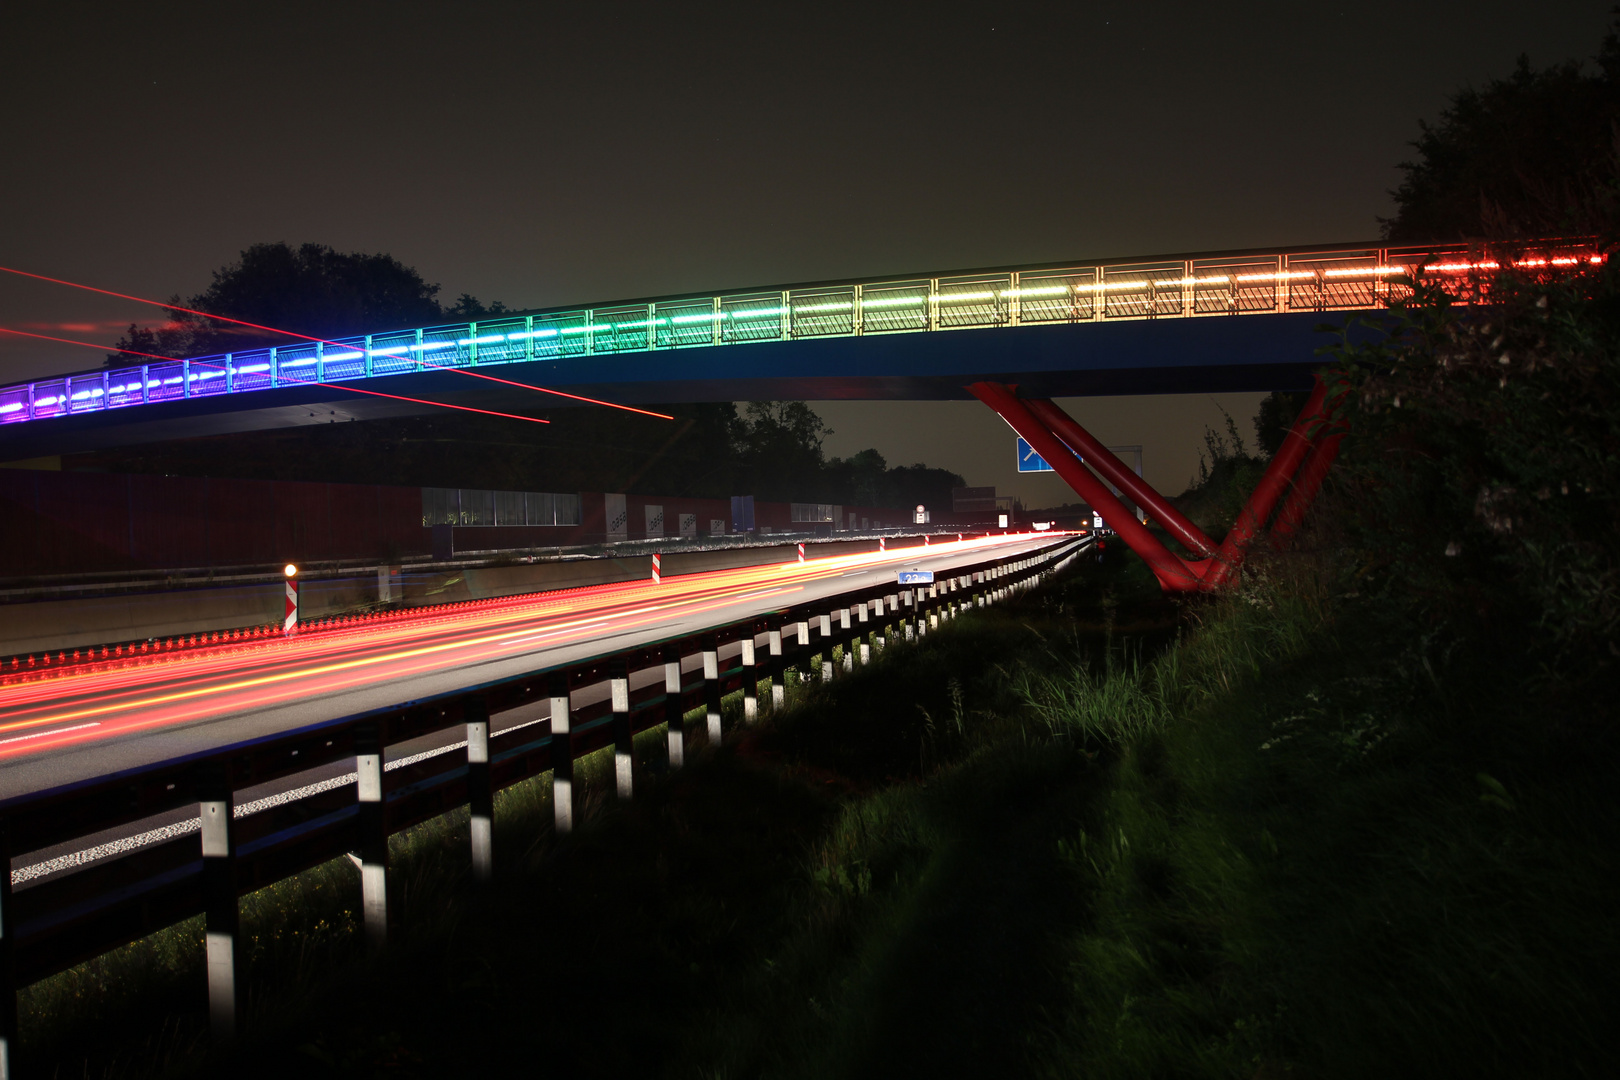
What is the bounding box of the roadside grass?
[1030,560,1620,1079]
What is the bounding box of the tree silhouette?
[104,242,494,367]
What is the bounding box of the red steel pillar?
[1269,414,1347,549]
[1201,376,1330,588]
[1023,398,1216,558]
[969,382,1204,592]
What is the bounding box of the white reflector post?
[283,578,298,636]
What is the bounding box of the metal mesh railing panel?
[145,363,186,403]
[655,300,716,348]
[319,337,368,381]
[791,287,856,337]
[231,350,274,391]
[937,275,1010,328]
[720,294,784,344]
[1103,264,1185,319]
[532,311,588,360]
[368,331,417,377]
[588,306,653,354]
[420,324,474,368]
[274,345,319,385]
[1018,269,1097,322]
[860,281,929,333]
[186,363,228,398]
[29,380,68,419]
[0,384,29,423]
[1192,258,1281,313]
[1286,253,1381,311]
[468,318,532,365]
[67,374,105,412]
[104,368,144,409]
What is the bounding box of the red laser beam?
[0,324,550,425]
[0,263,673,419]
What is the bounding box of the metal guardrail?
[0,535,1085,1067]
[0,240,1534,428]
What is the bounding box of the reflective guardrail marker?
[283,564,298,636]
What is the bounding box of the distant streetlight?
[283,563,298,578]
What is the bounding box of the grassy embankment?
[22,538,1617,1077]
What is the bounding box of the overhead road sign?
[897,570,935,584]
[1017,437,1053,473]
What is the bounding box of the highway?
[0,533,1063,802]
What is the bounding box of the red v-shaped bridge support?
[968,377,1345,593]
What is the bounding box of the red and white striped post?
[879,537,886,552]
[282,564,298,636]
[651,552,662,584]
[797,542,805,563]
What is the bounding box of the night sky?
[0,2,1608,500]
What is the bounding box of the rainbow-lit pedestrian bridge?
[0,240,1544,456]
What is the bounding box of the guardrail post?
[1,820,19,1077]
[839,608,854,672]
[818,614,834,682]
[200,764,242,1042]
[741,635,759,722]
[612,661,634,799]
[903,590,916,640]
[768,629,785,711]
[663,645,685,770]
[702,634,723,744]
[466,699,493,882]
[355,722,390,951]
[857,602,872,665]
[550,674,574,835]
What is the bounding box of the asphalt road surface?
[0,533,1069,802]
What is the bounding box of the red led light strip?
[0,325,551,425]
[0,264,673,420]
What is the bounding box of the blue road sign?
[897,569,935,584]
[1017,437,1053,473]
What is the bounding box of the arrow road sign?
[1016,436,1053,473]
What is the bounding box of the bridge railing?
[0,535,1085,1066]
[5,239,1579,428]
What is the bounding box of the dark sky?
[0,1,1609,499]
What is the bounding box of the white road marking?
[0,722,100,746]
